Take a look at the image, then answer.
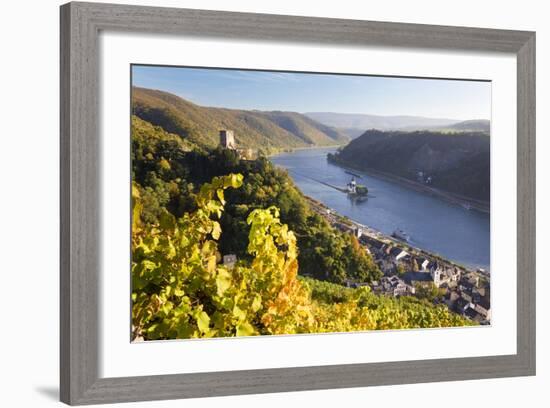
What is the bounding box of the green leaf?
[232,304,246,322]
[236,321,255,337]
[176,321,195,338]
[140,260,157,272]
[211,222,222,240]
[159,209,176,231]
[216,189,225,205]
[165,238,176,259]
[226,173,243,189]
[251,294,262,313]
[206,256,217,274]
[216,269,232,296]
[195,310,210,334]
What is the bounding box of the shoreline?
[267,143,344,158]
[327,156,490,214]
[303,195,490,277]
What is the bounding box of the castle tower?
[347,177,357,194]
[219,130,236,149]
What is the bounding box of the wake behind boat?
[345,170,362,179]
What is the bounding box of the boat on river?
[392,229,410,242]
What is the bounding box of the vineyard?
[131,174,473,341]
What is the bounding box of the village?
[305,196,491,325]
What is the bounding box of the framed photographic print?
[60,1,536,405]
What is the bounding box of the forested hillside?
[328,129,490,202]
[132,87,348,153]
[132,116,380,285]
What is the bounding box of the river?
[270,147,490,271]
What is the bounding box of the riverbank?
[267,143,344,158]
[304,195,489,277]
[327,156,490,214]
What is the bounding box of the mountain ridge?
[305,112,490,138]
[306,111,459,130]
[132,87,349,153]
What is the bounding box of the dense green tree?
[414,282,446,302]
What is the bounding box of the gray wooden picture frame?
[60,1,536,405]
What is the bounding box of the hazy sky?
[132,65,491,121]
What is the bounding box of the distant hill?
[260,111,349,146]
[305,112,491,139]
[305,112,460,136]
[132,87,348,153]
[337,128,368,139]
[328,129,490,202]
[435,119,490,133]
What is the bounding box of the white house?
[418,258,430,271]
[395,250,409,262]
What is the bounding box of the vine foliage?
[132,174,472,341]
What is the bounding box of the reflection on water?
[271,147,490,271]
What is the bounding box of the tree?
[414,282,445,302]
[396,263,406,276]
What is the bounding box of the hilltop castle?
[218,129,256,160]
[219,129,236,149]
